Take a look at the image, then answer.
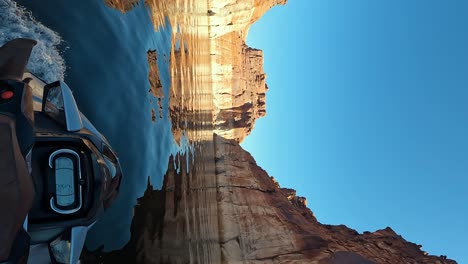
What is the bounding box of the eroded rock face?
[83,134,456,263]
[212,135,456,264]
[213,37,268,142]
[208,0,287,142]
[192,0,286,143]
[207,0,288,39]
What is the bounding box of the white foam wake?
[0,0,66,83]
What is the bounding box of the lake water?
[1,0,214,252]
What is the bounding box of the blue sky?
[242,1,468,262]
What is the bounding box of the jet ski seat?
[0,115,34,260]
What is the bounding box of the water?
[3,0,180,251]
[0,0,65,82]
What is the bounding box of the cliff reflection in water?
[146,1,221,261]
[84,0,221,262]
[144,1,221,261]
[84,148,221,263]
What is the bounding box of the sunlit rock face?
[212,35,268,142]
[207,0,288,39]
[208,0,286,142]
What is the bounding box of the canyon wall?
[211,134,456,264]
[83,134,456,263]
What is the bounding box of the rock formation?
[208,0,287,142]
[147,50,164,121]
[207,0,288,39]
[104,0,140,13]
[82,134,457,263]
[211,135,456,263]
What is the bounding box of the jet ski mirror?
[42,81,83,132]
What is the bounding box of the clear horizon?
[242,1,468,262]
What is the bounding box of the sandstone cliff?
[211,135,456,263]
[208,0,286,142]
[212,35,267,142]
[83,134,456,264]
[104,0,282,142]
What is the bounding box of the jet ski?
[0,38,123,264]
